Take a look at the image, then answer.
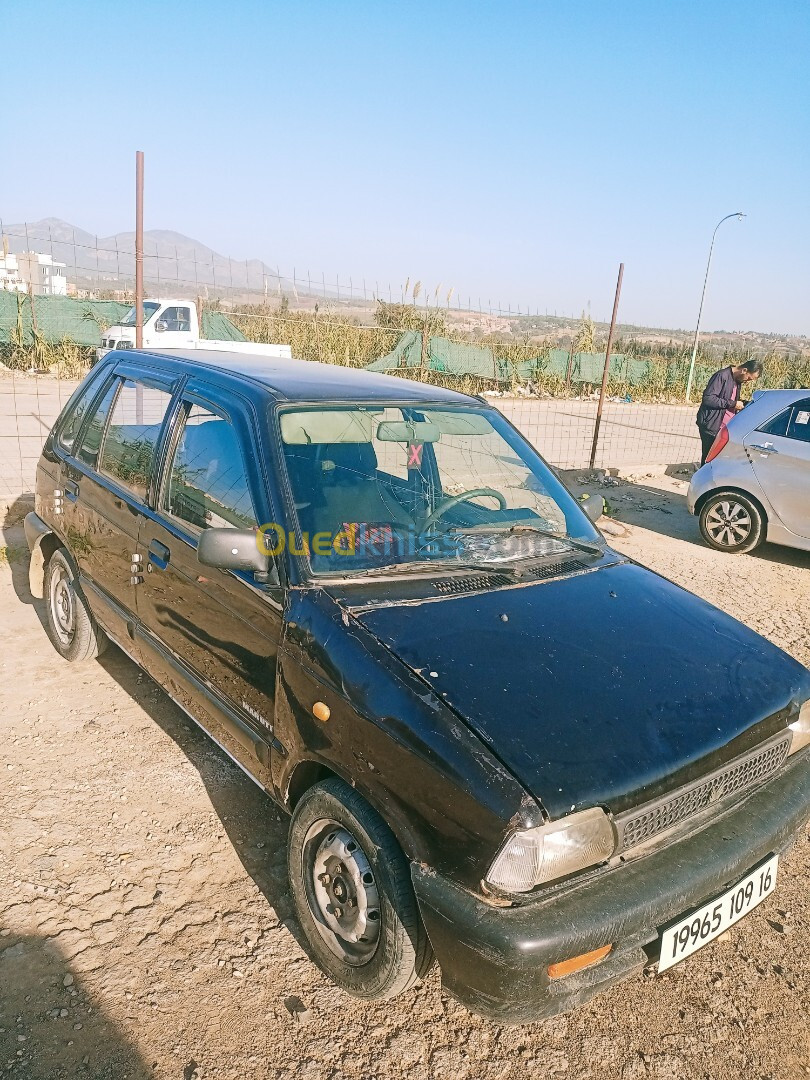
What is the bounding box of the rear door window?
[163,403,256,531]
[57,371,108,454]
[786,399,810,443]
[758,407,791,438]
[76,378,122,469]
[98,379,174,499]
[759,399,810,443]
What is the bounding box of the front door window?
[164,404,257,531]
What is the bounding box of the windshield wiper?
[452,522,604,557]
[332,559,522,579]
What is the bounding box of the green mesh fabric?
[0,293,246,346]
[0,293,131,346]
[200,310,247,341]
[368,334,719,389]
[366,330,422,372]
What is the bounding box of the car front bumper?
[411,748,810,1023]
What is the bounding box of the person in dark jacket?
[696,359,762,465]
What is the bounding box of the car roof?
[746,387,810,414]
[123,348,478,406]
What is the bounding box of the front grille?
[433,573,513,594]
[618,733,791,850]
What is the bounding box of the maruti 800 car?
[25,349,810,1022]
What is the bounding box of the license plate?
[658,854,778,972]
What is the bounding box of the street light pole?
[684,212,745,403]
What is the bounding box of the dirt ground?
[1,475,809,1080]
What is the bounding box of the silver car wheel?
[704,500,752,547]
[302,819,381,966]
[49,563,76,646]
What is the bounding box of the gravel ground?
[0,479,809,1080]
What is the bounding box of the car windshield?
[120,302,161,326]
[277,404,603,575]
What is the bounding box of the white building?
[0,251,25,292]
[15,251,68,296]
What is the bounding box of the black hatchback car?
[26,349,810,1022]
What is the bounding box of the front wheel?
[287,778,433,1000]
[699,491,764,554]
[45,549,108,662]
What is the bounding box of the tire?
[44,548,108,662]
[287,777,433,1000]
[699,491,764,554]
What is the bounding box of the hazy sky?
[3,0,809,333]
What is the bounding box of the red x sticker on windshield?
[407,443,423,468]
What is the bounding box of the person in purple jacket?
[696,359,763,465]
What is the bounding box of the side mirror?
[581,493,605,524]
[197,528,275,581]
[155,320,167,332]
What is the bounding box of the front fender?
[24,512,53,599]
[272,588,542,892]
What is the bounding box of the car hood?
[353,561,809,818]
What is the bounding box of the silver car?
[688,388,810,554]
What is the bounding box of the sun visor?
[420,411,493,436]
[280,410,382,444]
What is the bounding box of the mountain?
[0,217,292,295]
[2,218,807,353]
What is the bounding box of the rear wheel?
[699,491,764,554]
[45,549,108,662]
[287,778,433,1000]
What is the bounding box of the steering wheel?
[419,488,507,532]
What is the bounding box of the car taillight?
[706,427,729,463]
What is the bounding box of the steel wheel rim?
[301,818,381,966]
[49,564,76,646]
[705,500,752,547]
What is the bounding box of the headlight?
[485,807,616,893]
[787,700,810,757]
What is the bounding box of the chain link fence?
[2,221,809,499]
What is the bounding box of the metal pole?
[565,344,575,391]
[135,151,144,349]
[589,263,624,470]
[685,212,744,402]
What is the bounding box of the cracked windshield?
[278,405,602,573]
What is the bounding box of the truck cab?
[98,299,198,356]
[97,299,293,363]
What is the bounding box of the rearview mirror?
[155,320,167,332]
[376,420,441,443]
[581,494,605,524]
[197,528,273,579]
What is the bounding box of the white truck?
[96,298,292,361]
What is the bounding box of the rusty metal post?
[588,263,624,470]
[135,151,144,349]
[565,345,575,391]
[419,322,429,381]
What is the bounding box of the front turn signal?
[548,944,613,979]
[787,700,810,757]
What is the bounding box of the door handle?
[64,479,79,501]
[148,539,171,569]
[749,443,778,454]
